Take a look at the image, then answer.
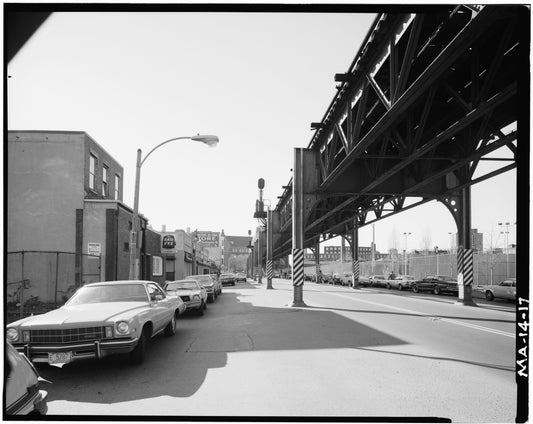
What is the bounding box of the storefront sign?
[162,235,177,252]
[196,231,220,247]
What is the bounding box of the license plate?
[48,351,72,364]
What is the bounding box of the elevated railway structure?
[256,6,525,306]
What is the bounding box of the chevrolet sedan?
[6,280,183,366]
[164,280,208,315]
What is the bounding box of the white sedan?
[164,280,208,315]
[388,275,417,290]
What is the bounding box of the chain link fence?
[7,251,102,323]
[306,252,516,285]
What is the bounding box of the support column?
[352,220,360,289]
[266,210,273,289]
[315,240,322,284]
[456,186,476,306]
[258,229,263,284]
[291,148,307,307]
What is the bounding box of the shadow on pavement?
[40,291,407,406]
[306,305,515,324]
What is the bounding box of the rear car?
[164,279,208,315]
[187,274,219,302]
[474,278,516,301]
[220,273,236,286]
[235,273,247,283]
[5,342,48,415]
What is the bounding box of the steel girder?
[272,5,524,259]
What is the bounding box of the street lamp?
[498,221,511,278]
[403,232,411,275]
[247,229,254,280]
[128,134,219,280]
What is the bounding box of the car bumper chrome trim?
[16,338,139,362]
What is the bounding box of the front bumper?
[221,280,235,285]
[184,299,202,310]
[13,338,139,363]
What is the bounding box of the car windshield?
[188,276,211,283]
[66,284,148,305]
[166,281,198,290]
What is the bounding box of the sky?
[7,8,518,254]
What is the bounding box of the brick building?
[7,130,164,302]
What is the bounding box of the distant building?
[305,245,378,262]
[159,228,215,280]
[453,229,483,253]
[221,233,252,273]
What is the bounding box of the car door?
[147,283,172,332]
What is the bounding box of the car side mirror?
[150,294,163,301]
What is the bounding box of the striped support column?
[292,249,304,287]
[353,259,360,284]
[266,260,273,280]
[463,249,473,286]
[457,248,465,285]
[315,263,321,284]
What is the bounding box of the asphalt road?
[40,278,517,421]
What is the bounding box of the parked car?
[411,275,458,295]
[304,274,316,282]
[369,275,388,288]
[235,272,247,283]
[357,275,371,287]
[220,273,236,286]
[474,278,516,301]
[333,273,353,286]
[6,280,183,365]
[186,274,219,302]
[165,279,208,315]
[322,273,335,284]
[388,275,416,290]
[210,274,223,294]
[5,342,48,415]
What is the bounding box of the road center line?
[326,292,515,338]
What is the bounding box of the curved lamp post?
[128,134,219,280]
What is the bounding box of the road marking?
[327,292,515,338]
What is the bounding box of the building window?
[152,257,163,277]
[89,154,97,190]
[114,174,120,200]
[102,165,109,197]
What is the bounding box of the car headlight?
[193,294,200,300]
[6,328,18,342]
[116,322,130,335]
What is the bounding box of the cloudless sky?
[7,10,517,253]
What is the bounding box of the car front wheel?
[485,291,494,301]
[130,327,148,364]
[433,286,441,295]
[398,284,403,291]
[164,314,177,337]
[412,284,419,293]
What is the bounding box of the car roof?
[85,280,151,287]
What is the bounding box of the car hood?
[11,302,150,328]
[167,289,201,297]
